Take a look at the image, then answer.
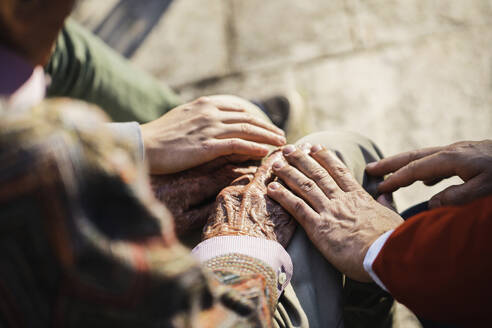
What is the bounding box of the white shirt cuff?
[363,229,394,292]
[106,122,144,162]
[192,236,293,296]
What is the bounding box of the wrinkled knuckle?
[195,96,212,105]
[319,176,335,190]
[227,139,241,152]
[299,180,316,193]
[200,111,212,120]
[449,141,467,149]
[201,140,212,152]
[405,161,418,177]
[240,123,251,135]
[289,149,305,162]
[293,200,306,215]
[243,113,254,122]
[332,165,349,177]
[181,104,193,113]
[406,150,419,162]
[438,149,456,160]
[198,113,215,126]
[312,168,330,181]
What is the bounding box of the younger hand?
[141,95,286,174]
[366,140,492,208]
[267,144,403,282]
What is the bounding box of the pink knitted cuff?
[192,236,293,296]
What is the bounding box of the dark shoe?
[254,91,309,142]
[343,278,394,328]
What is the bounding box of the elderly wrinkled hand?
[151,156,258,236]
[366,140,492,208]
[203,150,296,247]
[267,144,403,282]
[141,95,286,174]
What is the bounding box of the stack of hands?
[146,94,492,283]
[267,140,492,281]
[141,95,286,174]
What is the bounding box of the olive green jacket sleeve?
[45,19,181,123]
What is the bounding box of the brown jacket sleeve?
[373,194,492,325]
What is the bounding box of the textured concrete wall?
[73,0,492,213]
[70,2,492,325]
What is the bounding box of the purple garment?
[0,45,35,96]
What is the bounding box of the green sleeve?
[45,19,181,123]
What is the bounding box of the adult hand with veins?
[267,144,404,281]
[142,95,286,174]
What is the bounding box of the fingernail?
[273,161,284,169]
[311,144,322,153]
[428,198,442,209]
[269,182,280,190]
[258,146,269,155]
[366,162,377,169]
[283,145,296,156]
[279,136,287,144]
[300,143,312,153]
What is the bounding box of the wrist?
[203,221,278,241]
[362,230,394,291]
[140,123,166,174]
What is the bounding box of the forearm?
[45,19,181,123]
[2,99,288,326]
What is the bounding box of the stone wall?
[73,0,492,212]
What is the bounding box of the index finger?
[221,112,285,136]
[377,151,457,193]
[366,146,444,177]
[209,138,270,158]
[310,146,361,192]
[215,123,286,147]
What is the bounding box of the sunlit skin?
[142,95,285,174]
[267,144,404,282]
[366,140,492,208]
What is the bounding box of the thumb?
[429,174,488,208]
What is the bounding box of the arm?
[194,149,296,311]
[45,19,181,123]
[371,195,492,325]
[266,143,492,325]
[45,22,287,174]
[0,98,288,326]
